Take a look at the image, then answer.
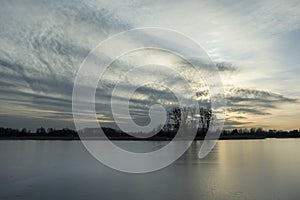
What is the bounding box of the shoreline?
[1,135,298,140]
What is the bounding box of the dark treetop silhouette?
[0,106,299,140]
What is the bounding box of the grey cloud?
[1,0,298,130]
[226,87,298,118]
[227,88,297,104]
[225,119,252,126]
[228,107,270,115]
[216,62,238,72]
[0,0,136,128]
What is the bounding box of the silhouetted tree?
[36,127,46,135]
[165,106,213,137]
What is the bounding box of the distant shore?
[1,127,300,140]
[0,135,292,140]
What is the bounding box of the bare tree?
[165,106,212,134]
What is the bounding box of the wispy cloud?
[0,0,300,130]
[224,87,298,128]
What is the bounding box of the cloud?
[227,88,297,104]
[224,87,298,128]
[216,62,238,72]
[0,0,135,129]
[0,0,300,130]
[225,119,252,128]
[228,108,270,116]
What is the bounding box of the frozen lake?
[1,139,300,199]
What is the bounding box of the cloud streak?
[0,0,300,130]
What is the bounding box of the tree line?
[0,126,299,139]
[0,106,299,139]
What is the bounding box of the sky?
[0,0,300,131]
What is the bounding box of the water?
[0,139,300,199]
